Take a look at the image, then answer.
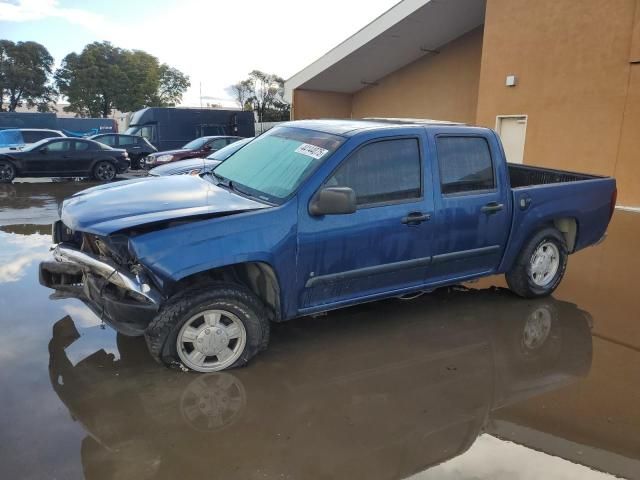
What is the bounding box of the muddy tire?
[506,227,568,298]
[92,160,116,181]
[0,160,16,183]
[144,283,270,372]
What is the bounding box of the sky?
[0,0,400,108]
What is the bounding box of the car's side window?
[119,135,137,146]
[99,135,116,146]
[46,140,71,152]
[209,138,227,150]
[23,131,49,143]
[73,141,90,151]
[326,138,422,207]
[436,136,495,195]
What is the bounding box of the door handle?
[401,212,431,225]
[481,202,504,214]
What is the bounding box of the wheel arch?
[553,217,578,252]
[169,261,282,321]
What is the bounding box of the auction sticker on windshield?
[295,143,329,160]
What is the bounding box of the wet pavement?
[0,179,638,480]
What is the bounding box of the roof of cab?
[283,118,469,136]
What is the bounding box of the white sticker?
[295,143,329,160]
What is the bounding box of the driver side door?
[296,134,435,312]
[23,139,73,175]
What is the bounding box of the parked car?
[147,137,252,176]
[40,119,616,373]
[0,128,65,148]
[143,136,244,168]
[90,133,157,169]
[0,137,129,183]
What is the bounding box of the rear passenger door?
[427,131,510,282]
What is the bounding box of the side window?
[23,131,51,143]
[118,135,137,146]
[98,135,116,146]
[46,140,71,152]
[139,126,156,142]
[436,136,495,195]
[326,138,421,206]
[209,138,227,150]
[73,141,90,151]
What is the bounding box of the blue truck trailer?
[0,112,117,137]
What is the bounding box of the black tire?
[0,160,16,183]
[92,160,117,181]
[506,227,568,298]
[144,283,270,372]
[130,154,142,170]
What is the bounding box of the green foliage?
[0,40,56,112]
[227,70,290,122]
[55,41,190,118]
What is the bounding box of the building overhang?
[284,0,486,102]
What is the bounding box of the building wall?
[476,0,640,205]
[292,90,352,120]
[351,27,483,123]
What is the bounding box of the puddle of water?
[0,182,638,480]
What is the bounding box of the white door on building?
[496,115,527,164]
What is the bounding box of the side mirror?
[203,145,212,151]
[39,147,48,154]
[309,187,357,216]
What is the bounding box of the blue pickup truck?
[40,119,616,372]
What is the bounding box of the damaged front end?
[40,221,162,336]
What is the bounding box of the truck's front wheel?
[145,284,270,372]
[506,227,568,298]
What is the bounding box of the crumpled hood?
[61,176,269,235]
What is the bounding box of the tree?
[154,64,190,106]
[228,71,290,121]
[0,40,56,112]
[56,41,190,117]
[226,79,253,111]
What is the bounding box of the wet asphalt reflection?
[0,180,638,480]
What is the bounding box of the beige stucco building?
[285,0,640,207]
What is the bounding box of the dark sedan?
[143,136,244,168]
[89,133,157,169]
[148,137,252,176]
[0,137,129,183]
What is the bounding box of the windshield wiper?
[212,172,231,187]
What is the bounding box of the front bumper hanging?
[40,245,162,335]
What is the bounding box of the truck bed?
[508,163,600,188]
[499,164,616,272]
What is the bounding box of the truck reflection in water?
[48,287,592,480]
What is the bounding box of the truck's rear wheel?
[144,284,270,372]
[506,227,568,298]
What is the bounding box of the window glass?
[138,126,155,142]
[436,137,495,194]
[46,140,71,152]
[118,135,137,146]
[74,141,90,151]
[213,126,345,203]
[326,138,421,206]
[97,135,116,146]
[0,130,23,145]
[23,131,57,143]
[208,138,227,150]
